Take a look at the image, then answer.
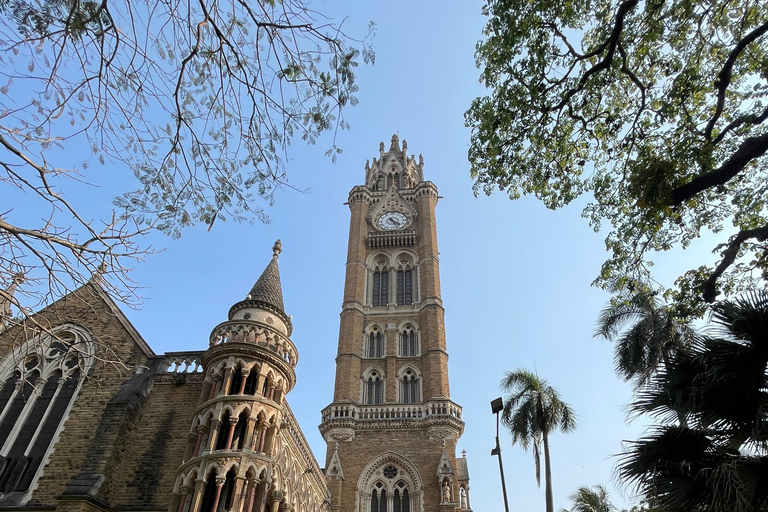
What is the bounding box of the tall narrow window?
[400,370,419,404]
[365,373,383,404]
[380,489,388,512]
[373,272,380,307]
[367,330,383,358]
[399,327,418,357]
[372,271,389,307]
[396,270,412,306]
[371,489,380,512]
[0,325,94,501]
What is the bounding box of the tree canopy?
[618,291,768,512]
[0,0,373,325]
[466,0,768,314]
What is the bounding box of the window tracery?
[371,256,390,307]
[398,368,420,404]
[362,369,384,405]
[364,327,384,358]
[394,255,416,306]
[0,324,94,497]
[398,325,418,357]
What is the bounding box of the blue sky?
[124,2,648,510]
[5,0,724,510]
[122,1,723,510]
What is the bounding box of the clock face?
[377,212,408,231]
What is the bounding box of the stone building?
[0,136,471,512]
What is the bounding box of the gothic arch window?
[394,254,416,306]
[398,368,420,404]
[362,369,384,405]
[364,327,384,358]
[0,324,94,499]
[370,483,387,512]
[357,456,420,512]
[393,481,411,512]
[398,325,419,357]
[370,255,390,307]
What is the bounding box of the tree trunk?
[543,432,554,512]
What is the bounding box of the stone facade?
[320,136,472,512]
[0,248,327,512]
[0,135,471,512]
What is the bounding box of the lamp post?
[491,397,510,512]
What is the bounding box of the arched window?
[394,255,416,306]
[359,458,420,512]
[394,483,410,512]
[399,326,418,357]
[372,271,389,307]
[364,371,383,405]
[371,485,387,512]
[396,270,412,306]
[0,325,94,499]
[400,369,420,404]
[370,256,390,308]
[366,328,384,358]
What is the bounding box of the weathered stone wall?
[327,431,459,512]
[0,284,153,508]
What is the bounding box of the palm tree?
[594,290,695,386]
[500,369,576,512]
[618,291,768,512]
[562,485,615,512]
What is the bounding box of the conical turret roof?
[228,240,292,334]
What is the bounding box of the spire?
[228,240,291,333]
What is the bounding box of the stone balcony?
[207,320,298,369]
[319,399,464,438]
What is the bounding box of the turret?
[171,241,298,512]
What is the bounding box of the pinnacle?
[246,240,285,313]
[229,240,291,333]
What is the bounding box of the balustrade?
[163,352,204,373]
[321,400,462,423]
[208,322,298,368]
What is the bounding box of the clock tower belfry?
[320,135,471,512]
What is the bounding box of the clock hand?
[387,217,398,226]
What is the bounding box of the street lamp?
[491,397,510,512]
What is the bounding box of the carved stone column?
[269,490,284,512]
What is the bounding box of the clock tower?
[320,136,471,512]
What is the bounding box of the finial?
[334,442,339,451]
[90,262,108,284]
[462,450,467,458]
[402,139,407,153]
[442,439,446,448]
[379,141,385,152]
[390,133,400,151]
[272,239,282,258]
[419,154,424,167]
[365,159,370,170]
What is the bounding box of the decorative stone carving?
[441,481,452,503]
[428,428,454,440]
[327,428,355,442]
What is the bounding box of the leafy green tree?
[466,0,768,314]
[562,485,615,512]
[500,369,576,512]
[0,0,373,328]
[618,291,768,512]
[594,289,695,386]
